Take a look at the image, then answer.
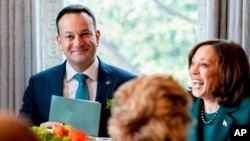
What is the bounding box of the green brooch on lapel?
[105,98,113,110]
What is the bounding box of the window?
[63,0,198,86]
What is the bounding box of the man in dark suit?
[19,4,137,137]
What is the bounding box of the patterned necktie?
[74,73,89,100]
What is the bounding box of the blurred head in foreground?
[0,111,39,141]
[108,75,192,141]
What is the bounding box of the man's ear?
[95,30,101,46]
[56,35,63,51]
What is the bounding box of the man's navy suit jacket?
[19,58,137,137]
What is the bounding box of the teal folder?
[49,95,101,136]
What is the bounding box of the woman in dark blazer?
[188,39,250,141]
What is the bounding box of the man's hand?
[40,121,63,129]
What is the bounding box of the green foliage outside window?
[65,0,198,87]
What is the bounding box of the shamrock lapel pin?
[105,98,113,110]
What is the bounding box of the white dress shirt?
[62,57,99,101]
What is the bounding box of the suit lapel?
[209,106,237,141]
[95,59,114,103]
[189,99,202,141]
[48,61,66,97]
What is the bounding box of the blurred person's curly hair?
[108,75,192,141]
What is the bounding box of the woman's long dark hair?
[188,39,250,106]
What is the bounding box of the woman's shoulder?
[229,97,250,123]
[239,96,250,108]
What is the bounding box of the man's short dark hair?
[56,4,97,35]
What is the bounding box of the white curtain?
[198,0,250,56]
[0,0,64,114]
[0,0,36,113]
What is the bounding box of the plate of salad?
[31,124,96,141]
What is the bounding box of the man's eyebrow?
[62,29,90,35]
[81,29,90,32]
[64,31,73,34]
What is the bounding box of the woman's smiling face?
[189,45,221,99]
